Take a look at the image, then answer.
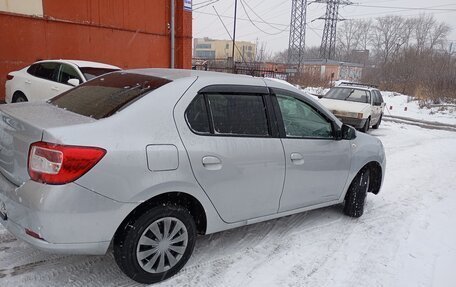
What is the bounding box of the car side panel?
[173,77,286,223]
[340,131,386,200]
[41,77,229,235]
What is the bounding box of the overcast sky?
[192,0,456,54]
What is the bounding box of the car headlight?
[332,110,364,119]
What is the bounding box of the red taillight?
[28,141,106,185]
[6,74,14,80]
[25,228,46,241]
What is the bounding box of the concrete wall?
[0,0,192,101]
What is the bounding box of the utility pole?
[288,0,308,70]
[314,0,351,60]
[232,0,238,73]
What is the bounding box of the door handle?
[290,152,304,165]
[51,87,59,91]
[202,156,222,170]
[25,80,31,84]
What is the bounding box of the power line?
[193,10,289,27]
[241,0,288,31]
[352,3,456,11]
[193,0,220,10]
[239,0,289,35]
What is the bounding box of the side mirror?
[341,124,357,140]
[67,78,80,87]
[318,95,324,99]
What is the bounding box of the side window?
[206,93,269,136]
[351,89,369,103]
[186,94,211,134]
[34,62,60,81]
[27,64,38,76]
[58,64,82,85]
[376,91,384,103]
[276,93,333,139]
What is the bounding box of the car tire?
[360,117,370,133]
[12,92,28,103]
[372,114,382,129]
[113,204,196,284]
[343,168,370,218]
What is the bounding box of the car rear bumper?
[0,172,135,255]
[336,116,367,129]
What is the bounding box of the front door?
[271,89,351,212]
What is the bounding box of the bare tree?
[371,16,408,64]
[429,22,451,50]
[255,41,272,62]
[337,20,361,60]
[413,14,436,53]
[357,19,372,51]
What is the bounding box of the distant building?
[193,38,256,62]
[299,59,364,82]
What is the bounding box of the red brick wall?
[0,0,192,101]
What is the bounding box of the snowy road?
[1,121,456,287]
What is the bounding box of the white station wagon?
[319,83,386,132]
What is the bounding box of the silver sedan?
[0,69,385,284]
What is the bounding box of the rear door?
[175,84,285,223]
[271,88,351,211]
[29,62,61,101]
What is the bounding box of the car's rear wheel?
[114,205,196,284]
[372,114,382,129]
[360,117,370,133]
[13,92,28,103]
[344,168,370,218]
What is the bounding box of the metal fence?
[192,59,289,81]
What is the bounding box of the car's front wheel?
[344,168,370,218]
[114,205,196,284]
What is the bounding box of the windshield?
[49,72,171,119]
[80,67,120,80]
[324,87,371,103]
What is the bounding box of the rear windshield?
[80,67,120,80]
[49,72,171,119]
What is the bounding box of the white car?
[5,60,120,103]
[318,83,386,132]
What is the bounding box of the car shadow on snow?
[0,203,361,286]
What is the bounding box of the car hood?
[319,98,370,114]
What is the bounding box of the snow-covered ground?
[0,106,455,286]
[382,92,456,125]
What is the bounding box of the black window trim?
[185,86,279,138]
[269,87,337,141]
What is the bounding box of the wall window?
[196,43,211,49]
[195,50,215,59]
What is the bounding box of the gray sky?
[192,0,456,54]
